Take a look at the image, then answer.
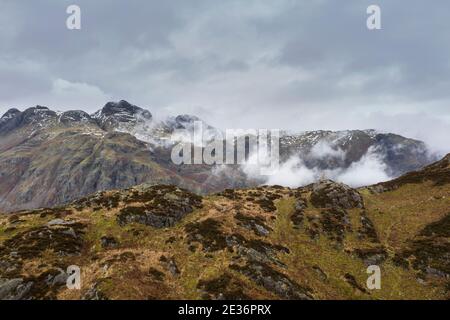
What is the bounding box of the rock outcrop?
[310,180,364,209]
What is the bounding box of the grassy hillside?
[0,155,448,300]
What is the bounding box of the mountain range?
[0,100,439,212]
[0,100,448,300]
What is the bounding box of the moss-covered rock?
[230,261,313,300]
[319,208,352,243]
[358,211,380,242]
[117,186,203,228]
[311,180,364,209]
[394,214,450,281]
[185,219,228,252]
[1,223,86,261]
[235,212,272,237]
[290,198,307,228]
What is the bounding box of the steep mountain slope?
[0,101,438,212]
[281,130,432,176]
[0,154,448,300]
[0,102,247,212]
[369,153,450,193]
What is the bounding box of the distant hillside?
[0,100,439,211]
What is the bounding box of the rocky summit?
[0,154,448,300]
[0,100,439,212]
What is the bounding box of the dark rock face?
[185,218,229,252]
[186,218,312,299]
[94,100,152,131]
[60,110,94,125]
[310,180,364,209]
[0,106,56,134]
[235,239,290,268]
[374,133,432,176]
[319,208,352,243]
[101,100,147,117]
[117,185,203,228]
[184,213,309,300]
[1,223,85,261]
[118,205,190,228]
[1,108,21,119]
[230,262,313,300]
[20,106,57,126]
[0,268,69,300]
[234,212,272,237]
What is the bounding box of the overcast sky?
[0,0,449,153]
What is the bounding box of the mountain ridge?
[0,153,448,300]
[0,100,441,212]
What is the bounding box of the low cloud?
[334,148,391,186]
[244,146,392,188]
[308,140,346,160]
[264,157,316,187]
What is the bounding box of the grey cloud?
[0,0,449,153]
[272,1,450,103]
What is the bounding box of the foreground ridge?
[0,155,448,300]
